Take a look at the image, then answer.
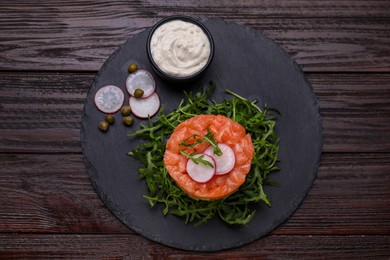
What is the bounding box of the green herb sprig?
[204,127,222,156]
[178,126,222,167]
[180,150,214,168]
[128,82,280,226]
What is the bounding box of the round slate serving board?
[81,18,322,251]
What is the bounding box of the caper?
[128,63,138,73]
[122,116,134,126]
[105,114,115,124]
[134,88,144,99]
[98,121,109,132]
[121,105,131,116]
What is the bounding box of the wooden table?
[1,1,389,258]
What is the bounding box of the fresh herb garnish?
[179,134,202,147]
[180,150,214,168]
[179,127,222,160]
[204,127,222,156]
[128,82,279,226]
[179,130,219,168]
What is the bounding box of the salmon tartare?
[164,114,255,200]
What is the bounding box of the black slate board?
[81,18,322,251]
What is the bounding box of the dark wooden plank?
[0,153,388,235]
[149,235,390,259]
[1,72,389,153]
[0,153,128,234]
[0,1,389,72]
[2,0,390,18]
[0,233,389,259]
[0,234,151,259]
[0,129,82,153]
[150,0,390,17]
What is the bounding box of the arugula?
[128,82,280,226]
[203,127,222,156]
[178,134,202,148]
[180,150,214,168]
[178,126,222,167]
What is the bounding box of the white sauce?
[150,20,211,77]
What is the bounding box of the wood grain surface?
[0,1,389,72]
[0,0,389,258]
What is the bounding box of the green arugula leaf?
[180,150,214,168]
[178,134,202,147]
[203,126,222,156]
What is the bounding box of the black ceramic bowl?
[146,16,214,84]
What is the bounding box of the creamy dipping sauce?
[150,20,211,77]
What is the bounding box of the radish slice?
[204,143,236,175]
[186,154,216,183]
[126,69,156,98]
[94,85,125,114]
[129,92,160,118]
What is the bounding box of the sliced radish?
[129,92,160,118]
[186,154,216,183]
[126,69,156,98]
[204,143,236,175]
[94,85,125,114]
